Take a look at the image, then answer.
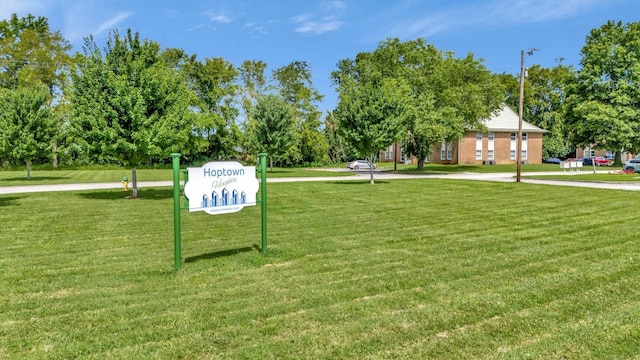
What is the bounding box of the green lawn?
[2,179,639,358]
[0,167,354,186]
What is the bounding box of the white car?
[623,158,640,172]
[347,160,376,170]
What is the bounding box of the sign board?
[183,161,259,215]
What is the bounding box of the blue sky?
[2,0,639,112]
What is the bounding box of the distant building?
[380,105,547,165]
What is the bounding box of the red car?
[593,157,612,166]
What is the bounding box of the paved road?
[1,170,639,194]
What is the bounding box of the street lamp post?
[516,48,538,183]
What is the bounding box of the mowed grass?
[1,179,640,359]
[0,167,353,186]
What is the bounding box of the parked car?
[543,157,561,164]
[593,156,612,166]
[347,160,376,170]
[578,157,592,165]
[623,158,640,172]
[578,157,611,166]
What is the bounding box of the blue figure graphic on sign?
[211,191,218,207]
[202,194,208,208]
[221,189,229,206]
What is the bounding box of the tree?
[522,64,575,159]
[333,72,408,184]
[0,13,74,167]
[497,62,576,159]
[238,60,269,158]
[185,56,241,161]
[245,94,297,171]
[69,30,200,166]
[272,61,327,165]
[0,85,55,179]
[566,20,640,165]
[333,38,503,171]
[0,14,72,92]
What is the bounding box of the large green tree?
[0,85,55,179]
[333,38,503,171]
[245,94,297,170]
[0,14,72,92]
[238,60,269,158]
[69,30,199,166]
[333,66,408,184]
[566,20,640,164]
[0,13,74,167]
[185,56,241,161]
[500,64,576,159]
[272,61,327,165]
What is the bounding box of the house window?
[510,133,516,141]
[441,142,452,160]
[488,132,494,160]
[522,150,527,160]
[510,150,516,160]
[522,132,528,141]
[475,132,483,160]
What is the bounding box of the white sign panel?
[183,161,259,215]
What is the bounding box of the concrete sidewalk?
[1,171,639,194]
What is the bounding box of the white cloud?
[94,12,132,35]
[203,10,232,24]
[292,14,311,23]
[291,1,346,35]
[393,0,601,38]
[294,16,343,34]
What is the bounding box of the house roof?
[482,105,547,133]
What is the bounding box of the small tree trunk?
[368,155,375,185]
[131,168,138,198]
[52,141,58,168]
[26,160,32,180]
[417,156,426,171]
[615,151,622,166]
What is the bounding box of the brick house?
[575,146,633,161]
[381,105,547,165]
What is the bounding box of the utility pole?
[517,48,538,183]
[517,50,525,182]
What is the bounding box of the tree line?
[1,14,639,179]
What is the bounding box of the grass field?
[0,167,354,187]
[2,179,640,359]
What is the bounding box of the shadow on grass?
[0,196,21,206]
[185,245,260,263]
[328,180,391,185]
[76,188,174,201]
[1,176,68,182]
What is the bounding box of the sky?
[2,0,639,112]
